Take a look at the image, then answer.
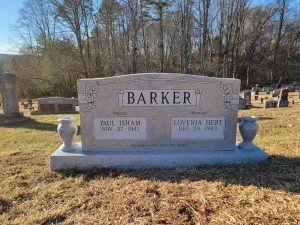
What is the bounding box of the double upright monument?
[50,73,267,170]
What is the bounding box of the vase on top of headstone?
[57,117,78,152]
[238,116,259,150]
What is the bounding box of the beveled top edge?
[0,72,17,83]
[78,73,241,82]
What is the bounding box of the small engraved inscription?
[94,117,147,140]
[171,117,225,140]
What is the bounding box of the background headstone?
[0,73,22,118]
[277,89,289,107]
[35,97,77,114]
[239,97,247,110]
[272,89,281,97]
[287,86,295,92]
[243,91,251,108]
[264,100,277,109]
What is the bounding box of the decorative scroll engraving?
[219,83,233,111]
[86,82,101,111]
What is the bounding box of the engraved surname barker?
[117,90,201,107]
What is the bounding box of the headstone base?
[50,143,268,171]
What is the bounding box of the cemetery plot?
[50,73,267,170]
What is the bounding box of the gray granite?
[50,73,268,170]
[35,97,77,114]
[77,73,240,151]
[243,91,251,108]
[272,89,281,97]
[277,89,289,107]
[239,97,247,110]
[50,143,268,170]
[287,86,295,92]
[264,100,277,109]
[0,73,22,118]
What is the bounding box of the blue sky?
[0,0,24,54]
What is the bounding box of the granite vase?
[57,117,78,152]
[238,116,259,150]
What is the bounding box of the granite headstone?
[243,91,251,108]
[0,73,23,118]
[277,89,289,107]
[34,97,77,114]
[50,73,267,170]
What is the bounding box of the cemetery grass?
[0,96,300,224]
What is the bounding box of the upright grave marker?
[277,89,289,107]
[243,91,251,109]
[239,97,246,110]
[0,73,23,118]
[33,97,77,114]
[50,73,267,170]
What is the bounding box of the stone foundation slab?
[50,143,268,171]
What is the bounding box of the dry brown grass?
[0,93,300,225]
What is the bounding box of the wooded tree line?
[5,0,300,97]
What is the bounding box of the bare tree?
[270,0,286,83]
[8,0,300,98]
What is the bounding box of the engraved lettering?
[121,90,201,107]
[171,117,225,140]
[100,120,115,126]
[183,92,191,104]
[173,91,180,104]
[161,92,170,104]
[137,93,146,104]
[94,117,147,140]
[150,92,158,104]
[127,92,135,104]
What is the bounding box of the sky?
[0,0,299,55]
[0,0,24,54]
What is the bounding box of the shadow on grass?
[258,117,274,120]
[40,215,66,225]
[0,198,11,214]
[251,105,263,108]
[0,117,81,134]
[59,155,300,194]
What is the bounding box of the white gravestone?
[50,73,267,170]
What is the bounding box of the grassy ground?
[0,93,299,224]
